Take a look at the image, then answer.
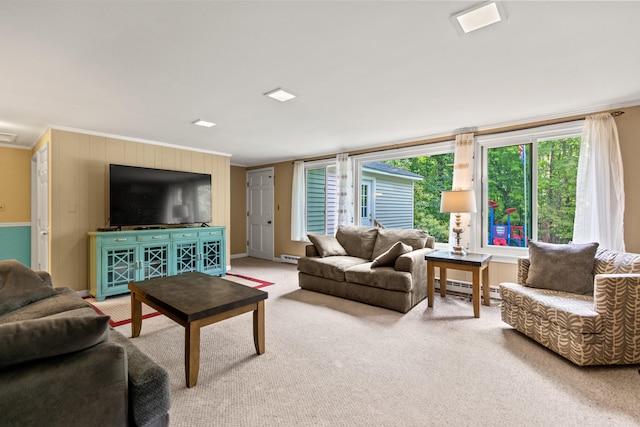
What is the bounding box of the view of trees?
[382,136,580,245]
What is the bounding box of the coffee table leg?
[253,300,265,355]
[131,292,142,338]
[185,323,201,388]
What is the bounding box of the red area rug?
[84,273,274,327]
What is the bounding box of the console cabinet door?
[199,229,225,276]
[139,242,170,280]
[101,244,138,298]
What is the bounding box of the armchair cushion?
[0,315,110,369]
[307,233,348,257]
[0,260,56,316]
[371,242,412,268]
[526,241,599,295]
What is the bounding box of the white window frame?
[470,120,584,261]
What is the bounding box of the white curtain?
[335,153,353,229]
[573,113,625,251]
[291,161,307,241]
[449,133,475,250]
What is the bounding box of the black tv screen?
[109,164,212,227]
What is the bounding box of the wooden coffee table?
[128,272,268,388]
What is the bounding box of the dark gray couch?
[0,260,170,426]
[298,226,435,313]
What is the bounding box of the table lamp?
[440,190,477,255]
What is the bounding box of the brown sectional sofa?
[298,226,435,313]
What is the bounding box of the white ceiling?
[1,1,639,166]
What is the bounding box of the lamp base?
[450,245,467,256]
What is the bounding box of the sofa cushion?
[371,242,412,268]
[0,260,56,316]
[307,233,348,257]
[345,263,413,292]
[371,228,429,259]
[500,282,601,334]
[336,226,378,260]
[526,241,599,295]
[297,256,368,282]
[0,315,110,369]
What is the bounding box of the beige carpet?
[115,257,640,427]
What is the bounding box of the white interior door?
[31,145,49,271]
[246,168,274,260]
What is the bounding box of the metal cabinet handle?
[152,236,162,239]
[115,238,127,242]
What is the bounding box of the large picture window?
[353,142,455,244]
[474,121,584,254]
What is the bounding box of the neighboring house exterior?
[361,162,423,229]
[306,161,422,235]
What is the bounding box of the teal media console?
[88,226,226,301]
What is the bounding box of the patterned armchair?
[500,248,640,366]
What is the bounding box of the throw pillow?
[307,234,348,257]
[0,315,110,369]
[371,242,413,268]
[371,228,429,259]
[336,226,378,260]
[526,241,599,295]
[0,259,56,316]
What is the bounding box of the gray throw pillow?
[336,226,378,260]
[0,259,56,316]
[526,241,599,295]
[371,228,429,259]
[0,315,110,369]
[371,242,413,268]
[307,234,348,257]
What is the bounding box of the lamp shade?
[440,190,477,213]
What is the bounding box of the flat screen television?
[109,164,212,227]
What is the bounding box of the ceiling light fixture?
[264,88,296,102]
[192,119,216,128]
[452,2,504,34]
[0,132,18,144]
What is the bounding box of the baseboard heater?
[436,278,501,300]
[280,254,300,264]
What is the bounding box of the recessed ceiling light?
[0,132,18,144]
[452,2,504,34]
[264,88,296,102]
[192,119,216,128]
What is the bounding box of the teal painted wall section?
[0,226,31,267]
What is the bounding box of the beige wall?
[49,129,231,291]
[230,165,247,255]
[0,146,31,223]
[235,105,640,286]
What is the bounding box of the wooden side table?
[425,250,492,318]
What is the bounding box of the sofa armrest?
[305,244,319,257]
[109,329,171,427]
[395,247,434,273]
[517,257,530,285]
[594,273,640,315]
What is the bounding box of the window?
[353,142,455,243]
[474,121,583,254]
[305,164,336,235]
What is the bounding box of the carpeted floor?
[115,257,640,427]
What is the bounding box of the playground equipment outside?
[488,200,526,247]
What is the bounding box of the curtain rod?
[291,110,626,163]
